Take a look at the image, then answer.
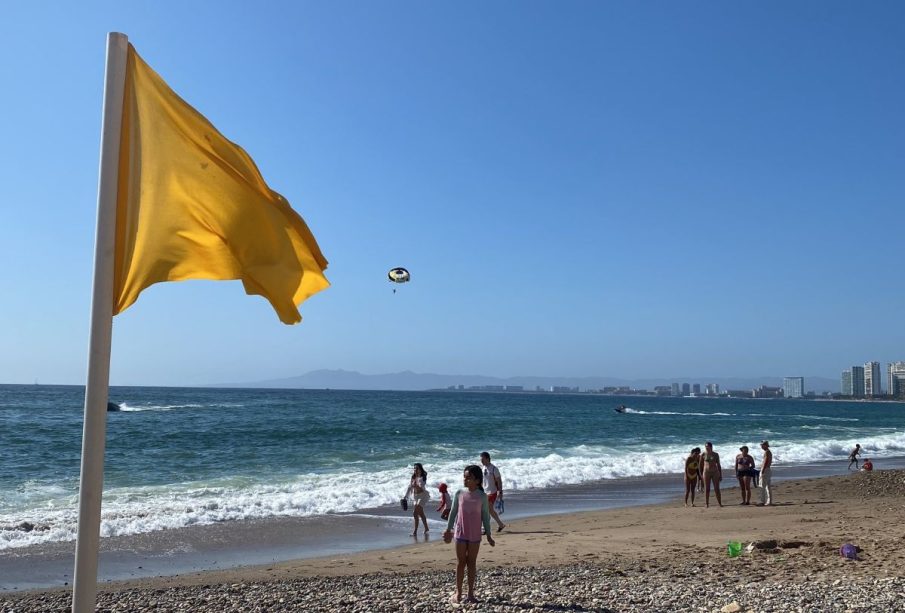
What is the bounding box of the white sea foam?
[778,430,905,464]
[0,481,72,512]
[3,429,905,550]
[789,414,859,422]
[722,412,860,423]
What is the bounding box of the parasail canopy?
[387,267,410,284]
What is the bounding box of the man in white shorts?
[758,440,773,507]
[480,451,506,532]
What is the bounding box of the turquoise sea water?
[1,384,902,551]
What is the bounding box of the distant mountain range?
[217,369,840,393]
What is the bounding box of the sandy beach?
[3,469,904,612]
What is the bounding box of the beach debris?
[12,521,49,533]
[721,602,742,613]
[744,539,815,556]
[749,539,813,554]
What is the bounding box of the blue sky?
[1,2,903,386]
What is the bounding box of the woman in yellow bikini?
[684,447,701,507]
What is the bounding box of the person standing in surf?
[701,441,723,508]
[443,465,495,604]
[403,463,431,536]
[684,447,701,507]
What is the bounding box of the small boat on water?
[614,404,627,414]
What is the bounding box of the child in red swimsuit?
[436,482,451,520]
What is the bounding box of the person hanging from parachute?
[388,267,410,293]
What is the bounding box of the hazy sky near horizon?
[1,2,903,387]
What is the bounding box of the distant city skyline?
[449,367,905,399]
[183,357,905,397]
[841,360,905,399]
[203,368,853,395]
[13,359,905,397]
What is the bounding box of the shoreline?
[3,456,903,593]
[2,469,904,611]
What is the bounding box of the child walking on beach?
[847,444,861,470]
[437,482,451,520]
[443,465,495,604]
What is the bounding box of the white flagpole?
[71,31,128,613]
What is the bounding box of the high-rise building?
[888,362,905,399]
[671,383,680,396]
[783,377,804,398]
[681,383,690,396]
[692,383,701,395]
[865,361,882,397]
[706,383,720,396]
[841,370,853,396]
[851,365,865,397]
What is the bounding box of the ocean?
[2,384,903,557]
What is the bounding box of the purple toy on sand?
[839,543,858,560]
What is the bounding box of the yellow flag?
[113,45,329,324]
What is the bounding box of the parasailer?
[388,267,410,293]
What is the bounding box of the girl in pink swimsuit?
[443,465,495,604]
